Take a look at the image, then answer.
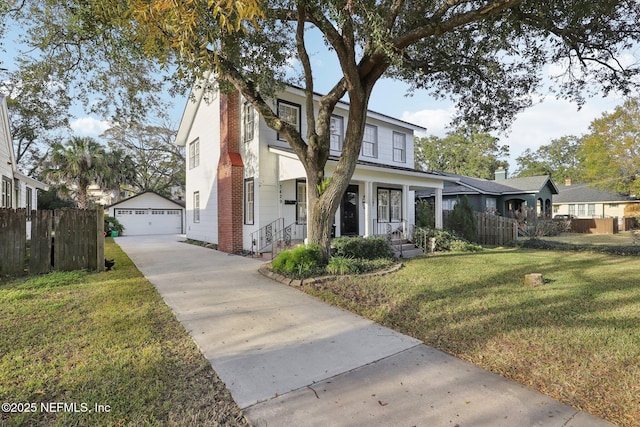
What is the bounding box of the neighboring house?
[553,180,640,223]
[417,169,559,218]
[175,77,454,254]
[107,191,185,236]
[0,95,48,237]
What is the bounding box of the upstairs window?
[277,100,300,140]
[392,132,406,163]
[330,115,344,151]
[189,138,200,169]
[243,102,255,141]
[362,124,377,158]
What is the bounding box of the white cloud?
[401,107,456,138]
[70,117,111,136]
[400,95,620,170]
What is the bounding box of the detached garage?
[107,191,185,236]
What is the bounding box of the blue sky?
[1,21,631,172]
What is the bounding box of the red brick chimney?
[217,90,244,254]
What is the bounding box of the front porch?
[248,147,454,258]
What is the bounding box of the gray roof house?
[418,169,559,218]
[553,181,640,219]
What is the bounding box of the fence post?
[29,210,53,274]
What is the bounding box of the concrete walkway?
[115,235,615,427]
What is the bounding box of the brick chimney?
[564,177,572,186]
[217,90,244,254]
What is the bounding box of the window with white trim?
[2,176,12,208]
[189,138,200,169]
[244,178,254,225]
[277,100,300,140]
[296,180,307,224]
[330,115,344,151]
[377,188,402,222]
[193,191,200,223]
[26,187,33,218]
[243,102,255,141]
[362,124,377,158]
[578,204,585,217]
[392,132,406,163]
[588,203,596,217]
[443,198,457,211]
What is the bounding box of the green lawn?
[303,248,640,427]
[0,238,247,427]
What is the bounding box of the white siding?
[184,96,220,244]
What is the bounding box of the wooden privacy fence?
[0,208,104,277]
[571,218,618,234]
[443,211,518,246]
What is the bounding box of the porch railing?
[250,218,284,255]
[371,219,415,257]
[271,222,307,259]
[250,218,308,258]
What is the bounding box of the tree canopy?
[41,136,112,209]
[4,0,640,254]
[580,97,640,195]
[514,135,584,183]
[102,121,185,199]
[415,129,509,179]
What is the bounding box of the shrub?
[332,236,394,260]
[416,199,435,228]
[415,228,483,253]
[104,215,125,236]
[448,195,478,242]
[449,239,483,252]
[271,244,326,278]
[326,256,360,275]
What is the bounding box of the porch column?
[435,187,443,229]
[364,181,373,236]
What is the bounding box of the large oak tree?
[4,0,640,256]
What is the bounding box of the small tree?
[416,199,436,228]
[448,196,477,242]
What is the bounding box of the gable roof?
[175,75,426,147]
[107,190,185,209]
[416,173,558,198]
[554,183,640,204]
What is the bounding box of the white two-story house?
[1,95,48,237]
[175,79,450,254]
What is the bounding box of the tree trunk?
[305,88,371,261]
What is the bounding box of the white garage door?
[115,209,183,235]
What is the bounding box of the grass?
[303,247,640,427]
[0,238,247,427]
[541,230,638,246]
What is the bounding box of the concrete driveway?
[115,234,615,427]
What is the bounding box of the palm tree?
[42,136,109,208]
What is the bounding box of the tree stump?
[525,273,544,287]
